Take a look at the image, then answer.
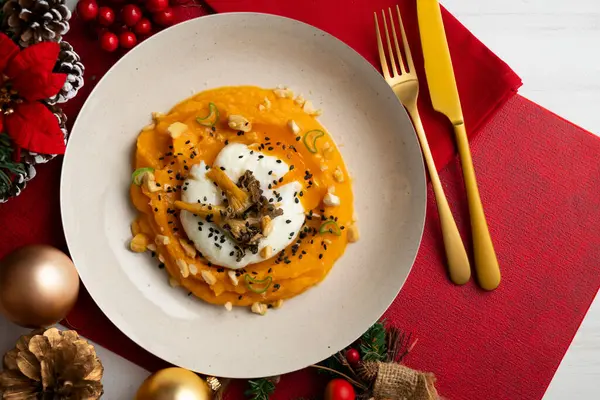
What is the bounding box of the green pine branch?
[359,320,387,361]
[245,378,276,400]
[0,133,25,196]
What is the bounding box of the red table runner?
[1,1,599,399]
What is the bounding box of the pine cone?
[22,104,68,165]
[2,0,71,47]
[0,162,36,203]
[47,41,85,105]
[0,328,104,399]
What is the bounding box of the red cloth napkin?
[1,1,599,400]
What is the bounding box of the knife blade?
[417,0,463,125]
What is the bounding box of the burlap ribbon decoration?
[359,361,438,400]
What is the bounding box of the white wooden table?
[1,0,599,398]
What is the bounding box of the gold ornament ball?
[136,368,213,400]
[0,245,80,328]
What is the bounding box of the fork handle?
[407,107,471,285]
[453,122,501,290]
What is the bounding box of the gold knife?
[417,0,501,290]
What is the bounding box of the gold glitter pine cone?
[0,328,103,400]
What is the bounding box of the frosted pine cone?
[2,0,71,47]
[47,41,85,104]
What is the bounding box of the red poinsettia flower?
[0,33,67,155]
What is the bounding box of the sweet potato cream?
[129,86,358,314]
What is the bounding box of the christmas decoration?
[152,7,173,26]
[245,377,277,400]
[242,322,439,400]
[0,328,103,399]
[46,41,85,104]
[22,103,68,164]
[119,30,136,48]
[0,245,79,328]
[0,33,69,201]
[76,0,98,21]
[100,31,118,52]
[121,4,142,26]
[136,367,214,400]
[325,379,355,400]
[345,349,360,367]
[2,0,71,47]
[134,17,152,35]
[97,6,115,27]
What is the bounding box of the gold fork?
[375,6,470,285]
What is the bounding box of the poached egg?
[180,143,305,269]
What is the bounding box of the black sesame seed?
[258,155,264,159]
[225,140,229,145]
[154,207,158,212]
[295,198,299,204]
[286,219,291,224]
[220,166,225,171]
[319,254,323,259]
[230,251,234,256]
[239,155,243,159]
[238,295,243,300]
[158,263,165,269]
[290,165,295,171]
[185,140,191,144]
[237,131,244,136]
[268,146,274,151]
[276,160,282,164]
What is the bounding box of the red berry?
[345,348,360,366]
[97,7,115,26]
[145,0,168,12]
[100,31,119,52]
[153,7,174,26]
[119,31,138,49]
[134,18,152,35]
[77,0,99,21]
[324,379,355,400]
[122,4,143,27]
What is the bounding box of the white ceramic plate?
[61,13,426,378]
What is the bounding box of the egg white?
[180,143,305,269]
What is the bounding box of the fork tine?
[395,5,415,73]
[387,8,407,74]
[374,12,391,79]
[381,10,399,77]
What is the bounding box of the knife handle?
[407,107,470,285]
[453,122,501,290]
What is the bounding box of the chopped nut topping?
[260,245,273,259]
[327,185,336,194]
[228,270,239,286]
[287,120,300,135]
[176,259,189,278]
[201,270,217,285]
[188,264,198,276]
[323,192,340,207]
[303,100,322,116]
[152,111,165,121]
[294,94,306,106]
[143,172,161,193]
[347,223,359,243]
[179,238,197,258]
[169,277,180,287]
[228,115,252,132]
[261,215,273,236]
[167,122,188,139]
[333,167,345,183]
[158,254,165,263]
[273,87,294,99]
[263,97,272,109]
[224,302,233,311]
[130,234,149,253]
[142,123,155,131]
[147,243,157,252]
[320,164,329,171]
[258,104,266,111]
[273,299,284,309]
[251,302,268,315]
[155,235,170,245]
